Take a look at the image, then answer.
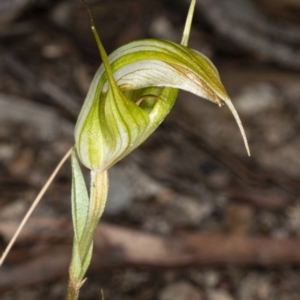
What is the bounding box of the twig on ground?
[1,218,300,292]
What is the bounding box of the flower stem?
[66,170,108,300]
[66,278,80,300]
[79,170,108,262]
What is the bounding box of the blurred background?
[1,0,300,299]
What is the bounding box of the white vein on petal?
[103,59,221,105]
[75,68,104,142]
[108,39,186,64]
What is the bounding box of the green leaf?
[79,242,93,279]
[70,149,95,281]
[69,237,82,280]
[71,149,89,243]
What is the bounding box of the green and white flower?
[74,33,249,172]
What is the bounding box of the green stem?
[180,0,196,46]
[66,278,80,300]
[79,170,108,263]
[67,170,109,300]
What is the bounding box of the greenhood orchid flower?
[74,0,249,175]
[74,37,249,172]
